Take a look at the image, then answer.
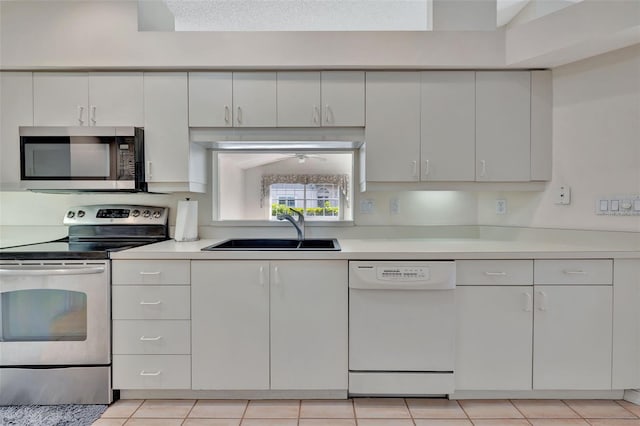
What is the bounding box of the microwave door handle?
[0,266,105,276]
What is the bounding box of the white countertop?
[110,236,640,260]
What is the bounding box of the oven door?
[0,261,110,366]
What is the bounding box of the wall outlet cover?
[496,199,507,215]
[360,198,375,214]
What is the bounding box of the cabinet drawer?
[113,320,190,355]
[457,260,533,285]
[112,260,190,285]
[534,260,613,285]
[113,355,190,389]
[113,286,190,319]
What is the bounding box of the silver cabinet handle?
[0,266,105,276]
[424,160,430,176]
[273,266,280,285]
[479,160,487,177]
[563,270,587,275]
[324,105,330,124]
[224,105,230,124]
[139,271,161,276]
[139,336,163,341]
[484,271,507,276]
[523,292,533,312]
[77,105,85,125]
[536,290,548,311]
[139,300,162,305]
[147,161,153,179]
[237,106,242,125]
[411,161,418,177]
[313,105,320,124]
[139,371,161,376]
[90,105,97,125]
[259,265,266,286]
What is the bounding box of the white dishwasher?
[349,261,456,396]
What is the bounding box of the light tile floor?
[93,399,640,426]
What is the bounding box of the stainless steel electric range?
[0,204,169,405]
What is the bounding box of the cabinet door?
[533,285,613,390]
[476,71,531,181]
[277,72,321,127]
[143,73,190,183]
[321,71,365,126]
[88,72,143,126]
[270,261,348,390]
[421,72,475,181]
[189,72,233,127]
[365,72,421,182]
[191,261,270,390]
[232,72,277,127]
[1,72,33,190]
[34,72,89,126]
[456,286,533,390]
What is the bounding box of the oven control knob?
[77,210,85,218]
[66,211,75,219]
[142,209,151,218]
[153,210,162,218]
[131,209,140,217]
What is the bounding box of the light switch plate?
[596,196,640,215]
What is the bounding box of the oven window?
[0,289,87,342]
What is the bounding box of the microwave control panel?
[117,137,136,180]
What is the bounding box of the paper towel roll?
[175,199,199,242]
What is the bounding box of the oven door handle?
[0,266,106,276]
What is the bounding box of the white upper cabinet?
[0,72,33,190]
[476,71,531,181]
[421,71,475,181]
[144,72,206,193]
[188,72,233,127]
[33,72,143,127]
[365,72,421,182]
[320,71,365,126]
[233,72,277,127]
[277,72,322,127]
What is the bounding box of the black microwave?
[19,127,146,192]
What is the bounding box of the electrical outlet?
[389,197,400,215]
[360,199,375,214]
[496,199,507,215]
[555,185,571,205]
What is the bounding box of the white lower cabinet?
[191,260,348,391]
[533,285,613,389]
[456,259,614,392]
[111,260,191,390]
[456,286,533,390]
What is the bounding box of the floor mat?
[0,404,107,426]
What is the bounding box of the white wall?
[478,44,640,232]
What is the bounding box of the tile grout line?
[508,398,533,425]
[614,399,640,418]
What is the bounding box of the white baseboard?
[119,389,347,400]
[624,389,640,405]
[450,390,625,400]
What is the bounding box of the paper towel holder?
[175,197,199,242]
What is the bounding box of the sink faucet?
[277,208,305,241]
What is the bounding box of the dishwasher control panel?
[378,266,430,281]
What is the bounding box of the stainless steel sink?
[201,238,340,251]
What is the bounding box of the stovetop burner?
[0,204,169,261]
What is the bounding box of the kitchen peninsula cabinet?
[188,72,277,127]
[144,72,206,192]
[277,71,365,127]
[191,260,348,391]
[33,72,143,127]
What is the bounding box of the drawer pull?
[139,300,162,305]
[563,270,587,275]
[139,336,163,341]
[139,271,161,276]
[484,271,507,276]
[139,370,162,376]
[523,292,533,312]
